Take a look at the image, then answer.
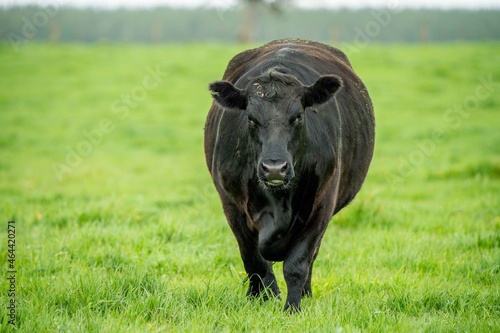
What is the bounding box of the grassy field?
[0,42,499,332]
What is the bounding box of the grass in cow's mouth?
[1,42,498,332]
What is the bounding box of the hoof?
[283,302,301,313]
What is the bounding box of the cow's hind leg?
[222,201,280,299]
[301,246,320,297]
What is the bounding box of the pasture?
[0,42,499,332]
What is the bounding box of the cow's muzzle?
[259,159,293,188]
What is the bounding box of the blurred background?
[1,0,500,44]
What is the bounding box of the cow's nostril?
[261,161,288,182]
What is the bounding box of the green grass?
[0,42,499,332]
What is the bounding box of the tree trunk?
[239,1,258,43]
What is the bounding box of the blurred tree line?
[1,5,499,45]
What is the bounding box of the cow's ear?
[209,80,248,109]
[302,75,343,108]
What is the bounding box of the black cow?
[204,39,375,311]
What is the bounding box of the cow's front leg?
[283,221,327,312]
[222,201,280,299]
[247,263,280,300]
[242,236,280,300]
[283,243,310,311]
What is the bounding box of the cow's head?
[210,71,343,190]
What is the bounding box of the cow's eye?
[247,115,257,127]
[291,113,303,126]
